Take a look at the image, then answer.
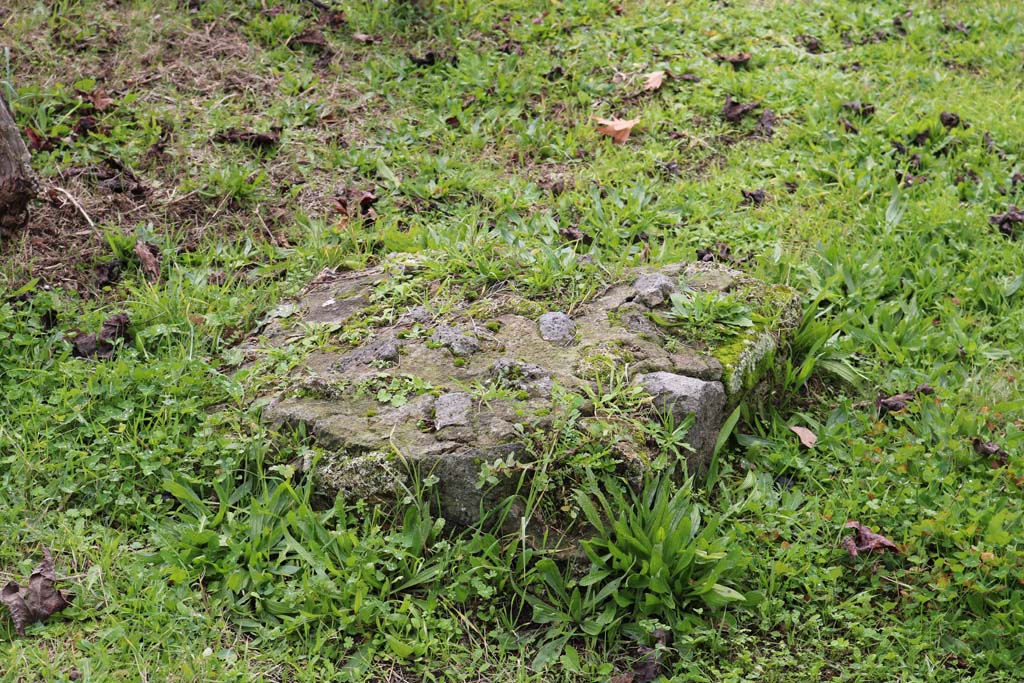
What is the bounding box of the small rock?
[431,326,480,356]
[489,358,553,398]
[435,392,473,430]
[632,272,677,307]
[538,312,576,345]
[636,372,726,462]
[374,337,400,363]
[398,305,432,325]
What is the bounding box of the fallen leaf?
[89,89,115,111]
[500,41,525,56]
[318,10,347,29]
[543,64,563,79]
[721,96,758,123]
[594,117,640,144]
[294,28,327,48]
[409,51,439,67]
[95,258,126,289]
[741,188,766,207]
[842,521,900,558]
[24,127,54,152]
[940,111,962,129]
[842,100,875,117]
[713,51,751,66]
[559,226,593,245]
[789,425,818,448]
[695,242,754,266]
[658,160,680,177]
[678,72,701,82]
[134,241,161,283]
[942,20,969,36]
[1,548,73,636]
[972,438,1009,466]
[213,127,281,148]
[642,70,665,91]
[755,109,777,137]
[984,131,1007,160]
[989,207,1024,238]
[797,34,823,53]
[70,312,132,359]
[631,628,669,683]
[73,115,100,136]
[876,384,934,413]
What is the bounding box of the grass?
[1,0,1023,680]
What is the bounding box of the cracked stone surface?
[538,311,576,345]
[259,259,800,525]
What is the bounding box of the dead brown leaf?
[741,188,766,206]
[972,438,1009,466]
[293,28,328,48]
[713,51,751,66]
[989,207,1024,238]
[213,127,281,148]
[24,127,54,152]
[842,521,900,558]
[1,548,73,636]
[70,313,131,360]
[642,70,665,91]
[789,425,818,448]
[89,90,115,112]
[559,226,593,245]
[876,384,934,413]
[594,117,640,144]
[134,241,161,283]
[721,96,759,123]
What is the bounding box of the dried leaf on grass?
[134,241,161,283]
[842,100,876,117]
[643,70,665,91]
[741,188,766,206]
[876,384,934,413]
[989,207,1024,238]
[24,127,54,152]
[842,521,900,558]
[1,548,73,636]
[594,117,640,144]
[71,313,131,360]
[721,96,759,123]
[213,127,281,148]
[89,90,115,112]
[972,438,1009,467]
[293,28,328,48]
[713,51,751,66]
[789,425,818,448]
[755,109,777,137]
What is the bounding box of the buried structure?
[260,259,800,527]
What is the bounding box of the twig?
[880,575,913,590]
[46,185,96,232]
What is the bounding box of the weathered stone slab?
[635,372,726,460]
[259,258,800,525]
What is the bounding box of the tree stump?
[0,91,35,235]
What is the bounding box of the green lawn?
[1,0,1023,680]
